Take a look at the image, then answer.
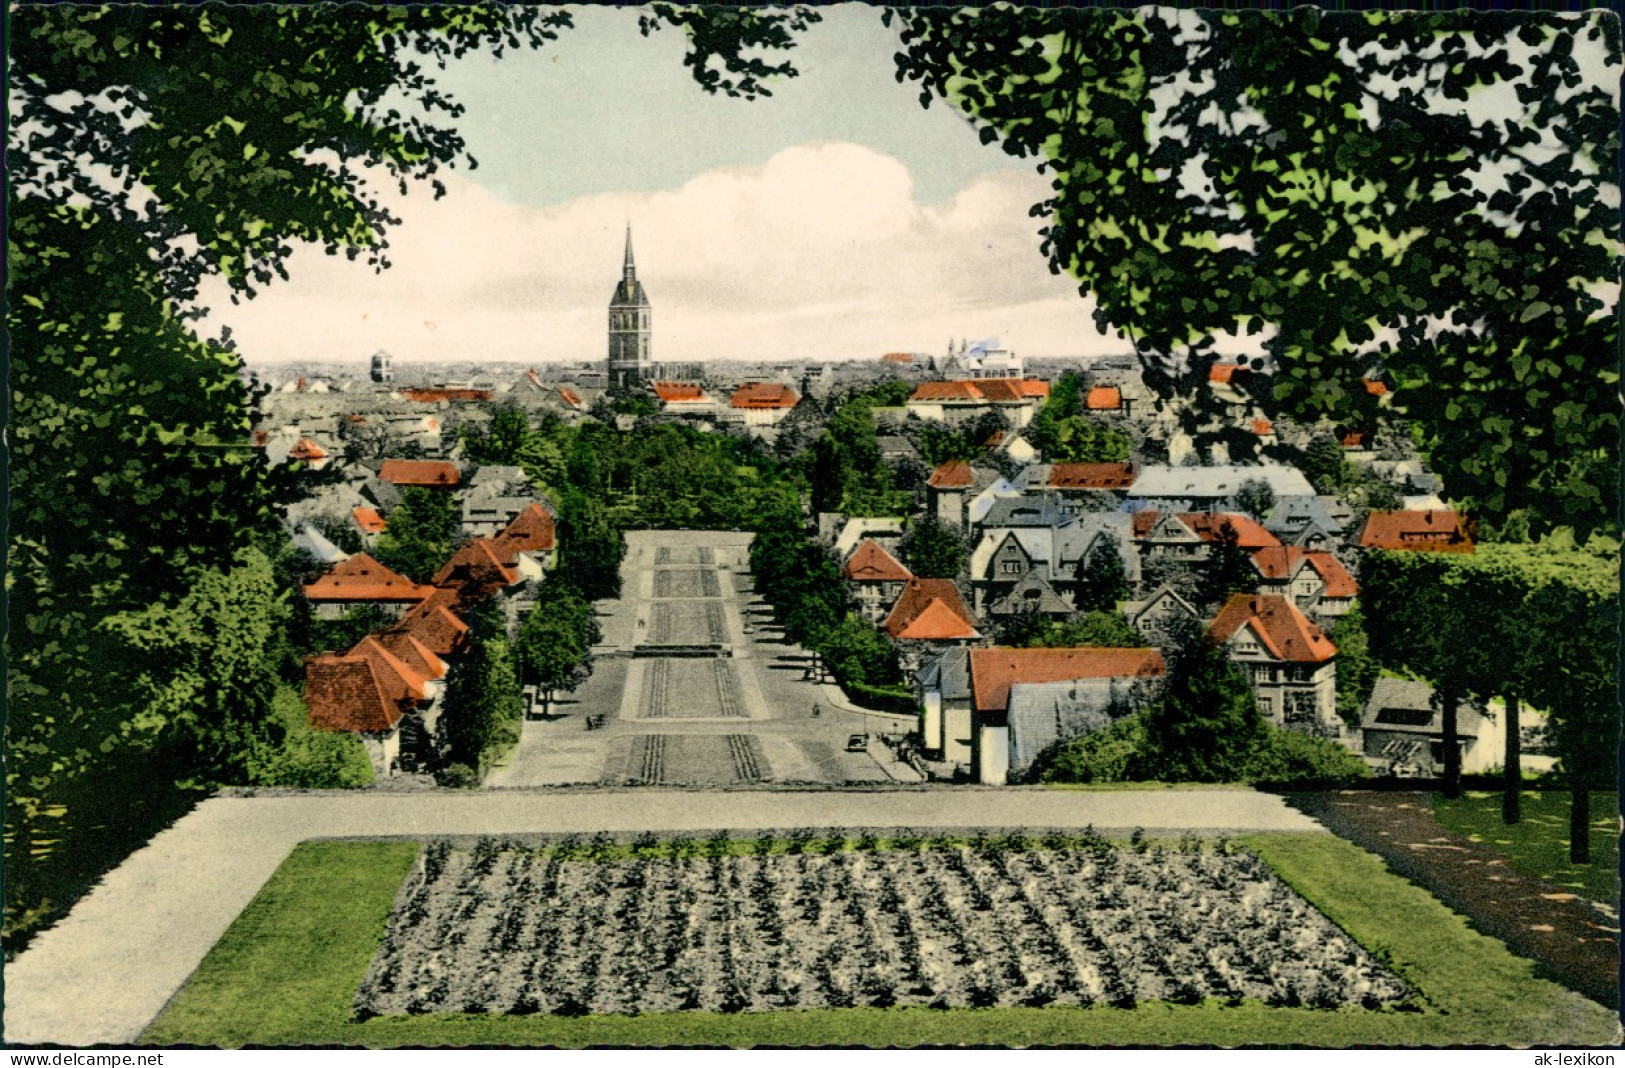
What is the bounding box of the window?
[1001,561,1022,574]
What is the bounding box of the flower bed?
[354,831,1410,1017]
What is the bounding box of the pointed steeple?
[623,224,636,282]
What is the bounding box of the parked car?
[846,734,868,753]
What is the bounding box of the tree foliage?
[441,601,523,774]
[1029,372,1132,464]
[373,486,460,584]
[1074,534,1130,614]
[899,516,966,580]
[514,580,599,713]
[887,8,1619,535]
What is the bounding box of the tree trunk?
[1570,782,1591,865]
[1440,684,1461,800]
[1501,692,1521,825]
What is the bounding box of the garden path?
[4,786,1320,1046]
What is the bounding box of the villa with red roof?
[1083,385,1123,412]
[432,538,521,599]
[1249,546,1359,617]
[1132,510,1281,565]
[1210,593,1339,734]
[302,553,432,620]
[729,382,800,426]
[842,539,913,624]
[489,503,558,581]
[1358,510,1474,553]
[906,378,1051,427]
[883,578,980,654]
[652,381,717,417]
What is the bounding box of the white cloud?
[201,142,1129,366]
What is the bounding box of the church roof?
[611,278,649,307]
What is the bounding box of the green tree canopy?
[899,516,966,580]
[888,8,1619,535]
[373,487,460,584]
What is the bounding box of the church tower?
[607,226,652,390]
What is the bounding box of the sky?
[209,6,1122,367]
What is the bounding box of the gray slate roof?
[1132,464,1314,502]
[1006,678,1130,774]
[1361,677,1484,735]
[918,647,972,702]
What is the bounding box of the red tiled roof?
[492,503,556,561]
[400,387,492,402]
[1358,510,1474,553]
[353,507,387,535]
[1209,364,1252,384]
[1364,379,1390,396]
[1084,386,1122,410]
[653,381,707,403]
[347,413,368,424]
[1132,511,1279,550]
[1252,419,1274,436]
[432,538,521,593]
[1210,594,1337,663]
[374,630,448,682]
[288,437,327,461]
[970,647,1166,713]
[884,578,979,641]
[983,430,1007,448]
[378,459,460,487]
[303,553,431,604]
[392,588,470,657]
[927,460,975,489]
[252,430,270,447]
[348,634,428,703]
[908,379,1050,404]
[557,387,583,408]
[1249,547,1359,599]
[842,539,912,583]
[527,368,543,386]
[730,382,800,409]
[305,656,401,734]
[1048,462,1137,491]
[882,352,915,364]
[1340,431,1369,449]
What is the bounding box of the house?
[432,539,521,599]
[292,523,349,567]
[399,387,493,403]
[1131,510,1280,566]
[1018,462,1138,515]
[728,382,800,426]
[1128,464,1315,513]
[652,381,717,417]
[935,339,1025,380]
[1360,678,1493,777]
[825,516,906,560]
[877,434,923,465]
[969,506,1137,613]
[303,553,431,620]
[1123,584,1202,647]
[905,378,1050,427]
[378,459,461,490]
[1263,496,1349,549]
[983,429,1039,465]
[984,571,1072,623]
[285,437,331,470]
[965,647,1166,784]
[305,628,450,778]
[1358,510,1474,553]
[1249,546,1358,617]
[1083,385,1124,414]
[390,587,471,658]
[926,460,978,527]
[1210,593,1339,735]
[918,647,973,767]
[841,539,913,624]
[352,506,387,546]
[883,578,980,672]
[490,502,558,582]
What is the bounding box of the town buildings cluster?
[256,231,1521,786]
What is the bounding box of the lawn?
[1432,791,1619,906]
[142,834,1619,1048]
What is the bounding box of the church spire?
[623,224,636,282]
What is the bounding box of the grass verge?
[1431,791,1619,906]
[143,835,1619,1048]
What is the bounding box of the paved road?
[3,787,1324,1046]
[488,531,895,787]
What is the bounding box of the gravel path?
[1290,791,1619,1008]
[4,787,1319,1046]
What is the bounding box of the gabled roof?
[1177,512,1281,550]
[1048,462,1137,491]
[1358,510,1474,553]
[374,630,448,682]
[884,579,980,641]
[1363,379,1391,396]
[392,589,470,657]
[927,460,976,489]
[1249,546,1359,599]
[909,379,1049,404]
[288,437,327,461]
[353,506,387,534]
[653,381,708,403]
[348,634,428,704]
[1251,418,1274,436]
[303,553,431,603]
[842,539,912,583]
[432,538,521,593]
[730,382,799,409]
[378,459,461,487]
[970,647,1166,713]
[1131,464,1315,502]
[400,387,492,402]
[493,502,556,560]
[1084,386,1122,410]
[980,496,1073,529]
[305,656,401,734]
[987,572,1071,617]
[1210,594,1337,663]
[557,386,584,408]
